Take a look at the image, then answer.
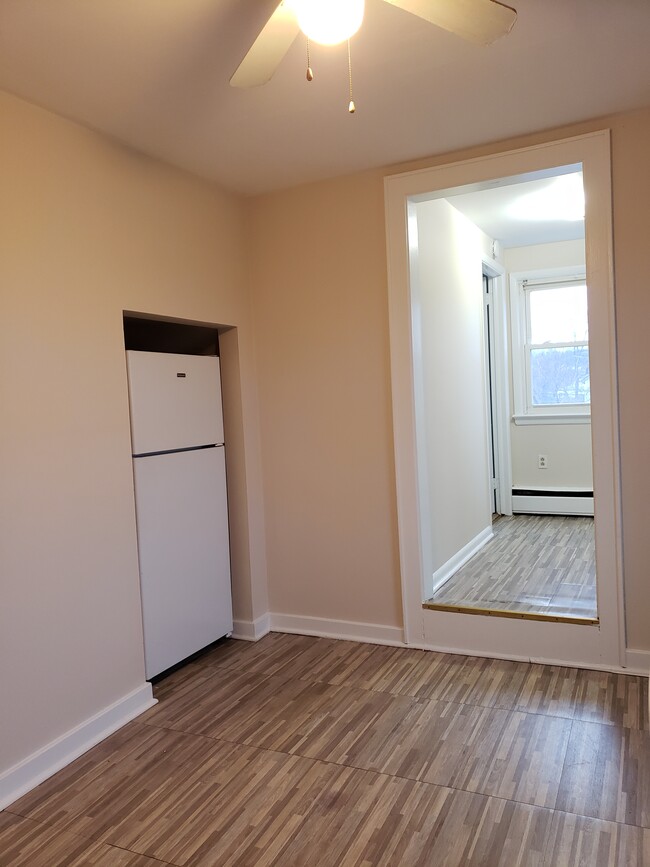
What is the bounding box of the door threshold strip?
[422,601,599,626]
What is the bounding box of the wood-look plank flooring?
[428,514,597,621]
[2,633,648,865]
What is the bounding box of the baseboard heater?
[512,488,594,516]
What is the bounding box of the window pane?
[531,346,590,405]
[529,285,588,344]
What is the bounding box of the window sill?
[513,413,591,426]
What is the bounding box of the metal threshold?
[422,600,599,626]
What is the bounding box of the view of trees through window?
[531,345,590,405]
[527,282,590,407]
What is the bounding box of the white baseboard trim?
[233,610,649,678]
[231,613,271,642]
[512,495,594,516]
[404,639,650,676]
[624,648,650,676]
[430,526,493,596]
[269,613,404,646]
[266,614,647,677]
[0,682,156,811]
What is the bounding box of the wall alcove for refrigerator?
[123,313,233,680]
[123,313,220,356]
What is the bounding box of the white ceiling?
[1,0,650,195]
[447,171,585,248]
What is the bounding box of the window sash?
[523,283,589,348]
[526,340,589,351]
[522,276,586,289]
[510,271,591,419]
[524,343,590,411]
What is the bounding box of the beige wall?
[505,241,593,490]
[0,90,267,773]
[248,105,650,652]
[510,426,593,490]
[414,199,492,577]
[505,239,585,272]
[247,172,402,627]
[4,89,650,783]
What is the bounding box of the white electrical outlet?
[538,454,548,469]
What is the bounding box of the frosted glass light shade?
[293,0,364,46]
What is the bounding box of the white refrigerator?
[126,350,233,679]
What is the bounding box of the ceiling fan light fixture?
[292,0,364,46]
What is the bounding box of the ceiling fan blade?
[382,0,517,45]
[230,2,301,88]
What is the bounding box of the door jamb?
[482,257,512,517]
[384,131,625,668]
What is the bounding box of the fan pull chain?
[347,39,355,113]
[306,37,314,81]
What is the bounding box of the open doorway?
[418,169,597,623]
[385,132,625,670]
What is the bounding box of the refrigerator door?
[126,351,224,454]
[133,445,233,679]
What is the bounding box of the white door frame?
[384,131,626,671]
[482,259,512,517]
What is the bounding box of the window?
[510,271,590,424]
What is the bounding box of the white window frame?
[509,266,591,425]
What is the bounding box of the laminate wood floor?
[428,515,597,621]
[3,633,648,866]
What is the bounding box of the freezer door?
[133,446,233,679]
[126,351,224,454]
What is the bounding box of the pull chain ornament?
[304,34,356,113]
[347,39,355,113]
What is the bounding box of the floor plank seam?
[178,664,646,731]
[139,709,650,831]
[205,638,648,731]
[0,807,110,842]
[0,807,179,865]
[0,807,97,833]
[7,634,648,864]
[102,840,177,865]
[294,677,627,728]
[224,668,650,731]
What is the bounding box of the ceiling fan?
[230,0,517,90]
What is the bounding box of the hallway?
[426,515,596,623]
